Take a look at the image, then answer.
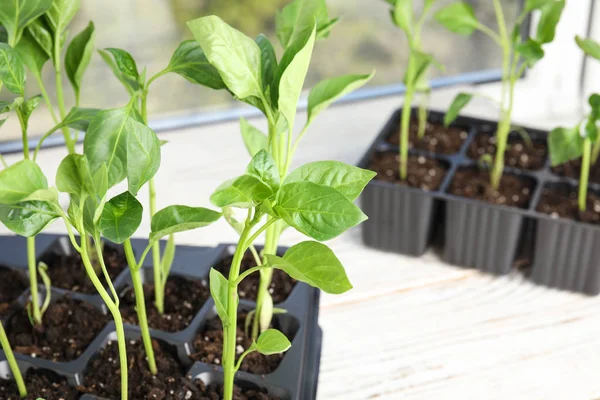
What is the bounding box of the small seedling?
[0,321,27,398]
[438,0,564,189]
[382,0,445,179]
[188,0,374,342]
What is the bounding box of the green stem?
[400,87,414,181]
[27,236,42,326]
[580,138,592,212]
[148,179,164,314]
[17,110,29,160]
[0,322,26,398]
[123,240,157,375]
[417,92,428,140]
[592,132,600,164]
[252,220,279,340]
[93,236,119,306]
[53,37,75,154]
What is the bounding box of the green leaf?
[125,117,161,195]
[275,0,329,48]
[515,39,544,66]
[0,97,23,114]
[187,16,263,100]
[0,43,25,95]
[392,0,412,33]
[240,117,268,157]
[434,2,479,36]
[265,241,352,294]
[65,21,95,101]
[307,71,374,126]
[255,34,277,91]
[22,187,57,203]
[55,154,94,195]
[275,27,316,132]
[209,268,231,327]
[0,200,58,237]
[22,94,41,121]
[576,36,600,61]
[253,329,291,355]
[57,107,100,132]
[284,161,376,201]
[315,17,339,40]
[99,191,143,243]
[98,48,140,93]
[0,0,53,45]
[0,160,47,204]
[275,181,367,241]
[548,126,584,166]
[26,18,53,59]
[165,40,226,89]
[210,175,273,209]
[259,292,273,333]
[246,149,279,191]
[45,0,79,37]
[444,93,472,127]
[160,234,176,277]
[525,0,552,12]
[150,205,222,242]
[15,30,49,77]
[535,0,564,44]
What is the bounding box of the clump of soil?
[0,369,78,400]
[386,117,468,154]
[467,132,547,170]
[82,338,188,399]
[551,158,600,184]
[215,252,296,304]
[536,185,600,224]
[120,275,209,332]
[184,379,281,400]
[0,266,27,315]
[449,169,534,208]
[45,244,127,294]
[7,296,108,362]
[369,151,447,191]
[190,313,289,375]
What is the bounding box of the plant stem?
[580,138,592,212]
[417,92,428,140]
[0,322,26,398]
[592,132,600,164]
[53,41,75,154]
[17,110,29,160]
[399,48,417,181]
[34,73,60,125]
[27,236,42,326]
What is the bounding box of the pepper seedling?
[438,0,564,189]
[0,321,26,398]
[98,40,224,315]
[382,0,445,179]
[188,0,374,342]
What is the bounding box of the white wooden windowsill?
[1,90,599,400]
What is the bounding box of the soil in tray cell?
[0,369,78,400]
[467,132,547,171]
[536,185,600,225]
[551,158,600,185]
[185,379,281,400]
[386,117,468,155]
[369,151,447,191]
[0,266,27,315]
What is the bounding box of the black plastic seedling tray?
[359,107,600,295]
[0,234,322,399]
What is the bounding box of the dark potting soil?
[7,296,108,362]
[551,158,600,184]
[82,338,190,399]
[0,369,78,400]
[189,313,286,375]
[467,132,547,170]
[185,379,280,400]
[46,244,127,294]
[386,118,468,154]
[536,186,600,225]
[120,275,210,332]
[214,252,296,304]
[449,169,534,208]
[0,266,27,315]
[369,151,447,191]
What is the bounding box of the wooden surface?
[2,91,599,400]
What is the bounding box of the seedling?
[548,36,600,212]
[188,0,374,341]
[0,321,26,398]
[382,0,445,179]
[438,0,564,189]
[99,40,224,315]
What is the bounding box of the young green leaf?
[0,0,53,45]
[58,107,100,132]
[209,268,231,327]
[210,175,273,209]
[392,0,412,33]
[0,43,26,95]
[65,21,95,101]
[434,2,479,36]
[0,200,59,237]
[246,150,280,192]
[265,240,352,294]
[255,34,277,91]
[548,126,584,166]
[515,39,544,66]
[26,19,53,59]
[576,36,600,61]
[284,161,376,201]
[99,191,143,243]
[23,94,42,121]
[444,93,472,127]
[125,117,161,195]
[0,98,24,114]
[44,0,80,37]
[274,181,367,241]
[0,160,47,204]
[15,32,49,78]
[98,48,141,93]
[149,205,222,242]
[525,0,552,12]
[258,292,273,333]
[307,71,374,127]
[253,329,291,355]
[164,40,226,89]
[56,154,94,195]
[535,0,564,44]
[275,0,329,48]
[187,16,263,100]
[240,117,268,157]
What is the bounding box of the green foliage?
[149,205,222,242]
[548,126,583,166]
[15,32,49,78]
[0,160,47,204]
[0,43,26,95]
[576,36,600,61]
[98,48,141,93]
[444,93,472,127]
[211,175,273,209]
[253,329,291,355]
[239,117,268,157]
[0,200,58,237]
[0,0,53,45]
[209,268,232,327]
[99,191,143,244]
[65,21,95,101]
[163,40,225,89]
[434,2,478,36]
